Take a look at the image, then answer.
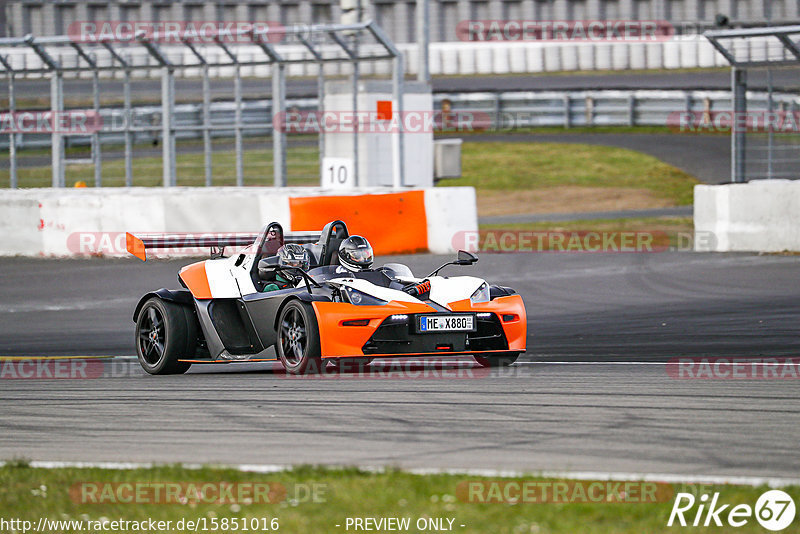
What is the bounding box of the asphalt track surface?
[1,253,799,476]
[9,69,800,103]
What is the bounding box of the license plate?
[418,315,475,332]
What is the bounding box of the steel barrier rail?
[1,89,798,150]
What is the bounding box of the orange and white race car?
[128,220,526,375]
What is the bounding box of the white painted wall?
[694,181,800,252]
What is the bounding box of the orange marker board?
[289,191,428,255]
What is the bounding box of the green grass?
[0,144,320,188]
[0,464,795,534]
[442,142,698,205]
[1,139,699,216]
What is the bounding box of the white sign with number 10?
[321,157,355,189]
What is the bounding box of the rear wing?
[126,231,320,261]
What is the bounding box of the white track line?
[1,461,796,488]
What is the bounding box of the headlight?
[470,282,490,304]
[344,287,387,306]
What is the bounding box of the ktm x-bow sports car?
[127,220,526,375]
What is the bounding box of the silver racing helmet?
[277,243,311,271]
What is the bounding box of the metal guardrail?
[2,89,799,151]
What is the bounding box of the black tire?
[136,297,195,375]
[277,300,323,375]
[474,353,519,368]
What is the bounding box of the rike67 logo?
[668,490,796,531]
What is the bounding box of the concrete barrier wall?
[694,181,800,252]
[0,187,477,258]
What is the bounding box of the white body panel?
[204,257,244,299]
[428,276,484,307]
[332,273,485,309]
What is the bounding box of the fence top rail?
[704,24,800,68]
[704,25,800,39]
[0,21,397,76]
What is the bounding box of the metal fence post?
[202,63,212,187]
[161,65,176,187]
[392,51,405,188]
[101,43,133,187]
[416,0,430,83]
[732,67,747,183]
[234,63,244,187]
[766,68,774,180]
[318,61,325,185]
[29,36,66,188]
[272,62,287,187]
[123,67,133,187]
[91,62,102,187]
[8,72,17,188]
[352,49,360,187]
[51,70,65,188]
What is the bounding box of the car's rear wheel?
[474,353,519,368]
[277,301,323,375]
[136,298,194,375]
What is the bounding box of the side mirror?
[457,250,478,265]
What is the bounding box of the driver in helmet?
[262,243,311,292]
[337,236,374,272]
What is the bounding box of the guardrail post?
[494,92,501,130]
[627,94,635,126]
[563,94,571,129]
[585,95,594,126]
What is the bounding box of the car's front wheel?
[136,298,195,375]
[277,301,323,375]
[474,353,519,368]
